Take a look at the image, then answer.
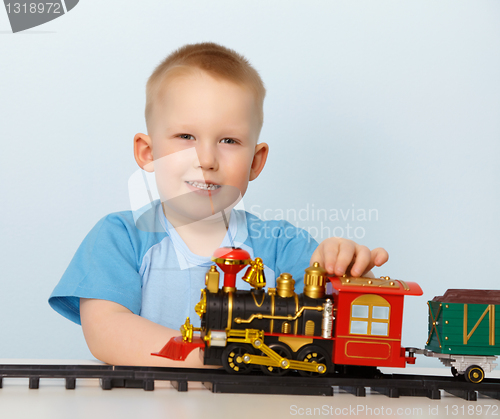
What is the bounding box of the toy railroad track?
[1,364,500,401]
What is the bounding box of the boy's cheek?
[150,151,193,200]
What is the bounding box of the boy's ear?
[249,142,269,181]
[134,133,155,172]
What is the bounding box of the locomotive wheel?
[465,365,484,384]
[296,345,331,377]
[222,344,254,374]
[261,343,293,376]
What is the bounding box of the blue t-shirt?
[49,201,318,330]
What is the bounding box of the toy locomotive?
[153,247,499,383]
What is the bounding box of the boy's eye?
[179,134,195,140]
[220,138,237,144]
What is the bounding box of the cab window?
[349,295,390,336]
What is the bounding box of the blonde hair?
[145,42,266,133]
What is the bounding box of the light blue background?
[0,1,499,369]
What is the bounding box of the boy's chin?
[163,205,230,226]
[161,186,242,226]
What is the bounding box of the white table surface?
[0,361,499,419]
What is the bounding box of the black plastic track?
[0,364,499,400]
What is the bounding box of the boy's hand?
[310,238,388,277]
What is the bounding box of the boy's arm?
[80,298,210,368]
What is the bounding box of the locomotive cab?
[329,275,422,368]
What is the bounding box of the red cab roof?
[328,275,423,296]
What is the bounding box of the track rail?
[1,364,500,400]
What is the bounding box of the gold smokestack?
[303,262,326,299]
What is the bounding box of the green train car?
[424,289,500,383]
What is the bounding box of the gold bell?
[242,257,266,289]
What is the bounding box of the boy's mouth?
[185,181,222,191]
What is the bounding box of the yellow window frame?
[350,294,391,336]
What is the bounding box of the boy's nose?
[195,142,219,171]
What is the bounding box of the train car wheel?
[296,345,331,377]
[465,365,484,384]
[222,343,254,374]
[261,343,293,376]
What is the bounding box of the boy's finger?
[360,248,389,275]
[333,240,355,276]
[350,245,371,277]
[310,246,325,268]
[322,240,340,274]
[371,247,389,266]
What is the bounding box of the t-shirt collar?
[157,204,241,267]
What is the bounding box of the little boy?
[49,43,388,367]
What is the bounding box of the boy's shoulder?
[64,202,171,277]
[244,210,315,243]
[88,205,167,251]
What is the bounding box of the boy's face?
[135,69,268,224]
